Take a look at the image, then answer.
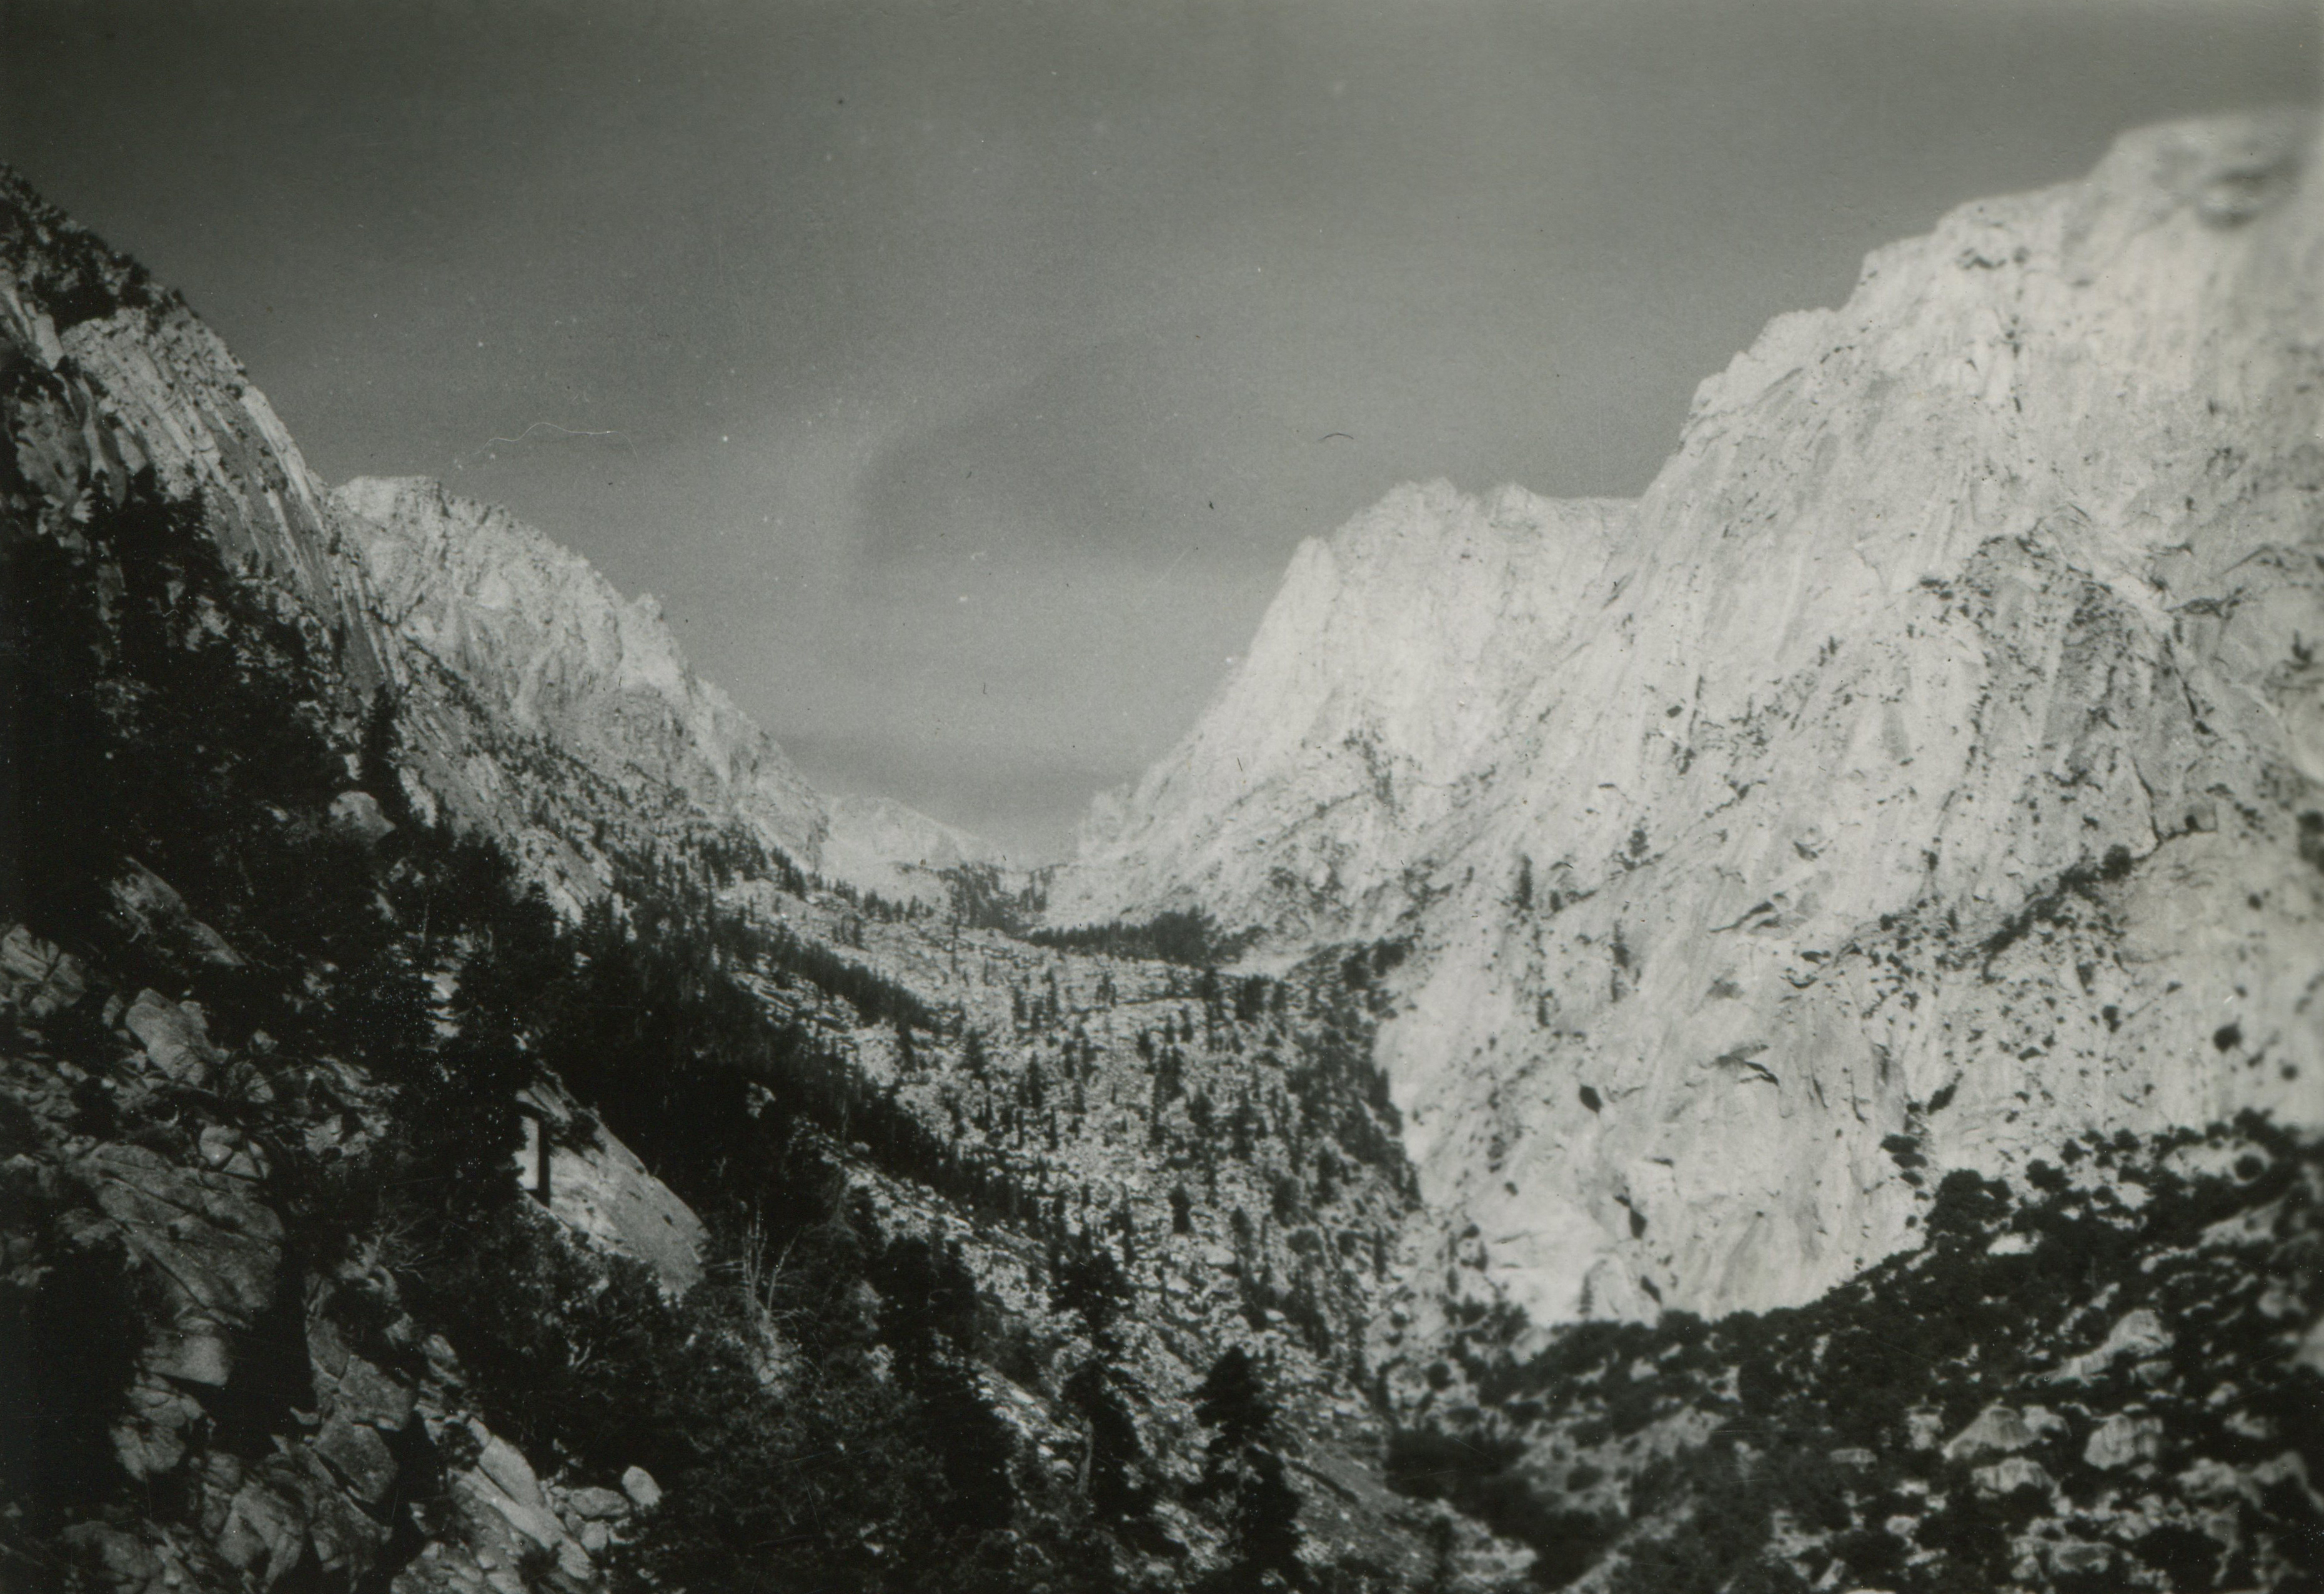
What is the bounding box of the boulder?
[449,1464,573,1562]
[2051,1307,2173,1384]
[307,1308,352,1380]
[80,1143,283,1388]
[2177,1457,2257,1505]
[1942,1403,2066,1462]
[56,1523,195,1594]
[309,1312,417,1431]
[562,1485,632,1522]
[111,1372,205,1478]
[122,989,221,1084]
[110,860,242,967]
[335,1353,418,1431]
[2293,1312,2324,1377]
[278,1447,392,1584]
[2250,1450,2322,1511]
[143,1320,237,1388]
[2083,1412,2166,1470]
[327,789,396,847]
[81,1143,282,1322]
[621,1465,663,1510]
[313,1413,400,1506]
[215,1476,307,1588]
[1971,1457,2055,1497]
[0,923,87,1015]
[196,1452,247,1540]
[2047,1539,2113,1577]
[197,1123,268,1180]
[470,1425,548,1513]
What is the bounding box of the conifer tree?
[1193,1347,1303,1588]
[1050,1236,1149,1525]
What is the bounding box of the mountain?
[333,476,829,879]
[1056,109,2324,1342]
[331,473,1026,915]
[822,790,1015,911]
[1057,484,1628,947]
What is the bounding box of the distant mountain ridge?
[1055,110,2324,1334]
[330,475,1013,909]
[334,476,832,877]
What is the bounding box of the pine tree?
[1050,1237,1148,1524]
[1194,1347,1303,1588]
[1196,1348,1274,1463]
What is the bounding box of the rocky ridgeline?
[822,791,1016,912]
[2,158,1003,928]
[333,476,830,885]
[329,475,1032,914]
[1057,484,1630,947]
[1055,112,2324,1341]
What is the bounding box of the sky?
[3,0,2315,857]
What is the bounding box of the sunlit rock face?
[1056,482,1629,947]
[335,476,830,878]
[1058,111,2324,1331]
[331,477,1021,906]
[516,1079,708,1295]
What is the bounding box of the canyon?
[3,106,2320,1594]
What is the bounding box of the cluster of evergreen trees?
[1386,1117,2324,1593]
[1028,909,1252,969]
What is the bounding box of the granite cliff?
[1058,111,2324,1335]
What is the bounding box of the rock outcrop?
[1,164,977,927]
[1057,484,1627,944]
[0,924,630,1594]
[0,200,389,702]
[1057,111,2324,1327]
[514,1079,707,1295]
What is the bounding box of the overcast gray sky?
[4,0,2314,856]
